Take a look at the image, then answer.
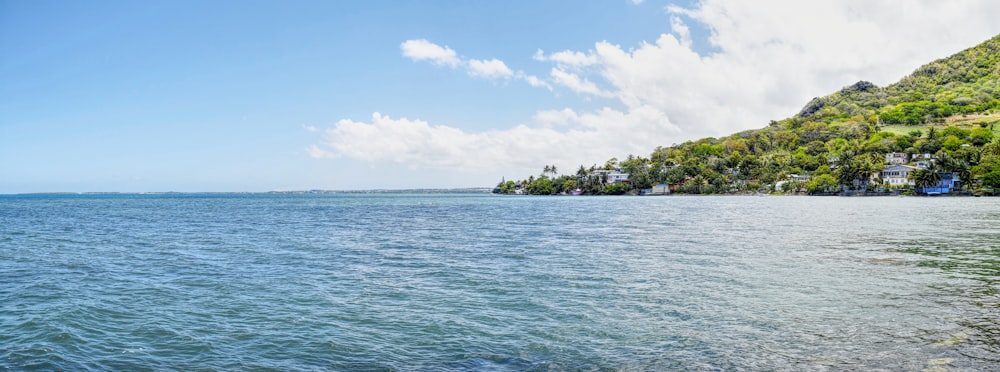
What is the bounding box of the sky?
[3,0,1000,193]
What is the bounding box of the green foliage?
[525,177,554,195]
[879,101,955,125]
[969,127,995,146]
[807,174,839,194]
[502,34,1000,196]
[799,35,1000,126]
[940,126,971,139]
[942,135,965,151]
[603,183,629,195]
[910,168,943,191]
[983,170,1000,189]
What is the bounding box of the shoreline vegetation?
[497,34,1000,197]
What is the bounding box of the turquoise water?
[2,193,999,370]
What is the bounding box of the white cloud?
[534,49,599,68]
[467,58,514,78]
[401,39,526,83]
[669,16,691,48]
[584,0,1000,136]
[521,74,553,90]
[400,39,461,67]
[550,68,613,97]
[311,110,680,172]
[320,1,1000,182]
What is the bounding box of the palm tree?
[835,150,856,189]
[910,165,942,193]
[935,153,970,191]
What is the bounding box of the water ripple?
[1,194,999,370]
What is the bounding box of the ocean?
[2,193,998,370]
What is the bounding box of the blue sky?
[3,0,1000,193]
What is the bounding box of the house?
[775,174,811,191]
[585,169,609,182]
[919,172,961,194]
[583,169,630,184]
[650,183,670,195]
[885,152,909,165]
[788,174,811,182]
[911,154,934,169]
[607,169,630,184]
[881,165,918,187]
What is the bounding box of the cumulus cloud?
[311,110,680,171]
[401,39,530,84]
[321,1,1000,179]
[534,49,599,68]
[400,39,461,67]
[550,68,613,97]
[467,58,514,78]
[521,73,553,90]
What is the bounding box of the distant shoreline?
[1,188,494,196]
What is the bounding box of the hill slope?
[797,34,1000,125]
[500,34,1000,195]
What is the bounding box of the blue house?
[918,172,960,194]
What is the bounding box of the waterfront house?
[789,174,811,182]
[586,169,609,183]
[775,174,811,192]
[881,165,918,187]
[651,183,670,195]
[919,172,961,194]
[607,170,630,184]
[885,152,909,165]
[582,169,630,185]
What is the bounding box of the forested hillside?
[499,34,1000,195]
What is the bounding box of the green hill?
[797,34,1000,125]
[500,34,1000,195]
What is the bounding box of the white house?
[607,170,630,184]
[885,152,909,165]
[881,165,918,187]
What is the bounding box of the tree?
[969,127,995,146]
[909,165,942,193]
[982,169,1000,190]
[936,153,971,191]
[807,174,839,194]
[526,176,554,195]
[604,157,619,170]
[496,180,516,194]
[559,179,578,193]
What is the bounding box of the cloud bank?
[314,0,1000,176]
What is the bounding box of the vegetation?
[498,34,1000,196]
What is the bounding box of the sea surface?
[1,193,999,370]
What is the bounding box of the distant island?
[497,34,1000,196]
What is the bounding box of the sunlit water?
[1,193,998,370]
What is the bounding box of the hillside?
[499,34,1000,195]
[797,34,1000,124]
